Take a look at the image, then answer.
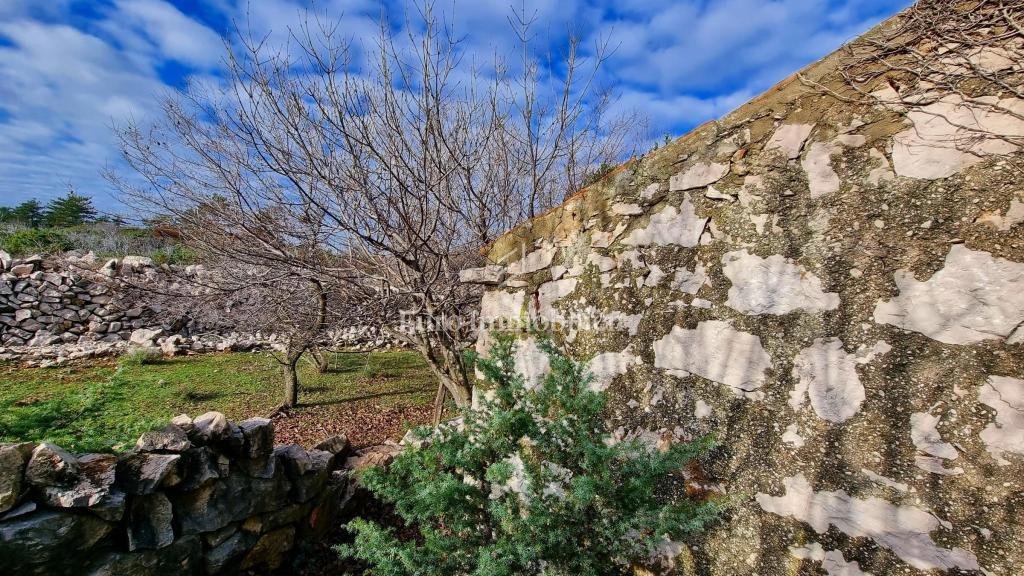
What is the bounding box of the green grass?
[0,351,436,453]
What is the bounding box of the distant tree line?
[0,190,100,228]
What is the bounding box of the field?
[0,350,439,453]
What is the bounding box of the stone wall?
[0,252,402,364]
[0,413,354,575]
[470,10,1024,576]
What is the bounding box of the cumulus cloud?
[0,0,911,210]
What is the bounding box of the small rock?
[191,411,230,445]
[275,445,312,478]
[128,327,162,346]
[116,452,180,495]
[40,453,116,509]
[135,424,191,452]
[240,526,296,571]
[126,492,175,550]
[0,510,112,574]
[25,443,79,487]
[239,418,275,460]
[0,445,27,513]
[458,266,506,285]
[10,263,35,277]
[314,434,350,457]
[171,413,194,432]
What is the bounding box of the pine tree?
[340,335,722,576]
[8,199,45,227]
[44,190,97,227]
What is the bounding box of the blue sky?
[0,0,912,213]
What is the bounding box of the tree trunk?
[432,381,447,425]
[282,350,302,407]
[310,345,329,373]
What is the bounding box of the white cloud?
[115,0,226,68]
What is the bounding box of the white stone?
[914,455,964,476]
[121,255,153,268]
[622,197,707,247]
[585,253,617,273]
[978,375,1024,465]
[910,412,958,460]
[585,350,641,392]
[671,263,708,294]
[750,214,768,234]
[723,250,839,315]
[129,328,162,346]
[611,202,643,215]
[643,265,667,287]
[872,245,1024,344]
[782,424,805,448]
[513,337,550,389]
[535,279,577,323]
[640,183,661,201]
[861,469,909,493]
[669,162,730,191]
[757,474,980,571]
[691,298,713,309]
[764,123,814,159]
[506,244,557,275]
[789,542,872,576]
[866,148,894,185]
[459,266,506,285]
[480,290,524,322]
[790,338,865,423]
[891,94,1024,179]
[694,400,712,419]
[802,142,841,198]
[653,321,772,399]
[977,198,1024,231]
[835,134,867,147]
[704,185,735,201]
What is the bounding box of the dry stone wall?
[471,13,1024,576]
[0,253,401,364]
[0,413,354,575]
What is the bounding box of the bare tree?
[110,1,645,410]
[800,0,1024,159]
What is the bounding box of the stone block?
[126,492,174,551]
[116,452,180,495]
[25,443,79,487]
[0,510,111,575]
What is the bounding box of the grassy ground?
[0,350,438,453]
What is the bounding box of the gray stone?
[121,255,154,269]
[174,472,289,534]
[239,418,274,460]
[0,500,36,521]
[90,489,127,522]
[458,265,507,285]
[0,444,27,513]
[10,263,34,277]
[135,424,191,452]
[240,526,295,571]
[25,442,79,487]
[41,453,116,509]
[204,523,238,547]
[669,161,730,191]
[170,414,194,433]
[0,249,10,271]
[291,449,333,502]
[129,327,162,346]
[87,535,200,576]
[176,447,223,491]
[126,492,174,551]
[275,445,312,477]
[205,530,258,574]
[0,510,111,574]
[314,434,350,457]
[191,411,229,444]
[116,452,180,495]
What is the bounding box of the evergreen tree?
[340,335,722,576]
[44,190,97,227]
[8,199,45,227]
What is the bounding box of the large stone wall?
[0,252,401,364]
[0,413,354,575]
[471,11,1024,576]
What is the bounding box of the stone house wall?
[0,413,354,575]
[470,10,1024,576]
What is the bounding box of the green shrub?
[151,244,197,265]
[0,227,73,255]
[339,335,722,576]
